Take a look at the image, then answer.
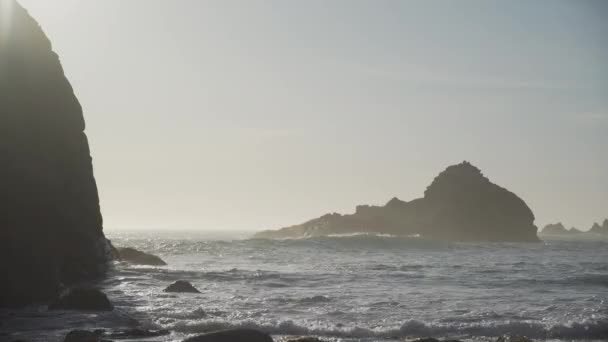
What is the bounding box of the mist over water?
[7,230,605,341]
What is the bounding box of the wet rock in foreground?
[49,288,113,311]
[183,329,273,342]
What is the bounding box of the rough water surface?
[2,231,607,342]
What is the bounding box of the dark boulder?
[164,280,200,293]
[0,1,109,307]
[63,330,111,342]
[496,336,534,342]
[49,288,113,311]
[182,329,273,342]
[116,247,166,266]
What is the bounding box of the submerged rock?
[164,280,200,293]
[0,1,109,306]
[49,288,113,311]
[255,161,539,242]
[116,247,167,266]
[182,329,273,342]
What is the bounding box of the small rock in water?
[164,280,200,293]
[182,329,273,342]
[284,337,324,342]
[107,328,170,338]
[117,247,167,265]
[63,330,110,342]
[49,288,113,311]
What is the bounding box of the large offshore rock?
[255,162,539,242]
[0,1,109,306]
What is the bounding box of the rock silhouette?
[117,247,167,266]
[0,1,110,306]
[164,280,201,293]
[589,219,608,234]
[182,329,273,342]
[255,162,539,242]
[540,223,569,235]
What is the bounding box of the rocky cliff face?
[255,162,539,242]
[0,1,109,306]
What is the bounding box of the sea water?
[2,230,607,341]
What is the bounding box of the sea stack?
[255,161,539,242]
[0,1,109,306]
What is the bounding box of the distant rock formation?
[541,223,569,235]
[0,1,110,306]
[589,219,608,234]
[255,162,539,242]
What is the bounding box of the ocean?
[2,231,607,342]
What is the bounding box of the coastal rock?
[540,223,570,235]
[0,1,109,306]
[106,328,170,338]
[255,161,539,242]
[116,247,167,266]
[63,330,110,342]
[284,338,324,342]
[409,339,463,342]
[182,329,273,342]
[164,280,201,293]
[589,219,608,234]
[496,336,534,342]
[49,288,113,311]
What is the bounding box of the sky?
[14,0,608,231]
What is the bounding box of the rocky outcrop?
[116,247,167,266]
[0,1,110,306]
[589,219,608,234]
[64,330,111,342]
[255,162,539,242]
[183,329,273,342]
[49,288,113,311]
[164,280,201,293]
[540,223,570,235]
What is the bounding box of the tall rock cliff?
[255,162,539,242]
[0,1,109,306]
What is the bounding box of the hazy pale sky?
[16,0,608,231]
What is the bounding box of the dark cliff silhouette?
[255,162,539,242]
[0,1,109,306]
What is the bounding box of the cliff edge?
[0,1,110,306]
